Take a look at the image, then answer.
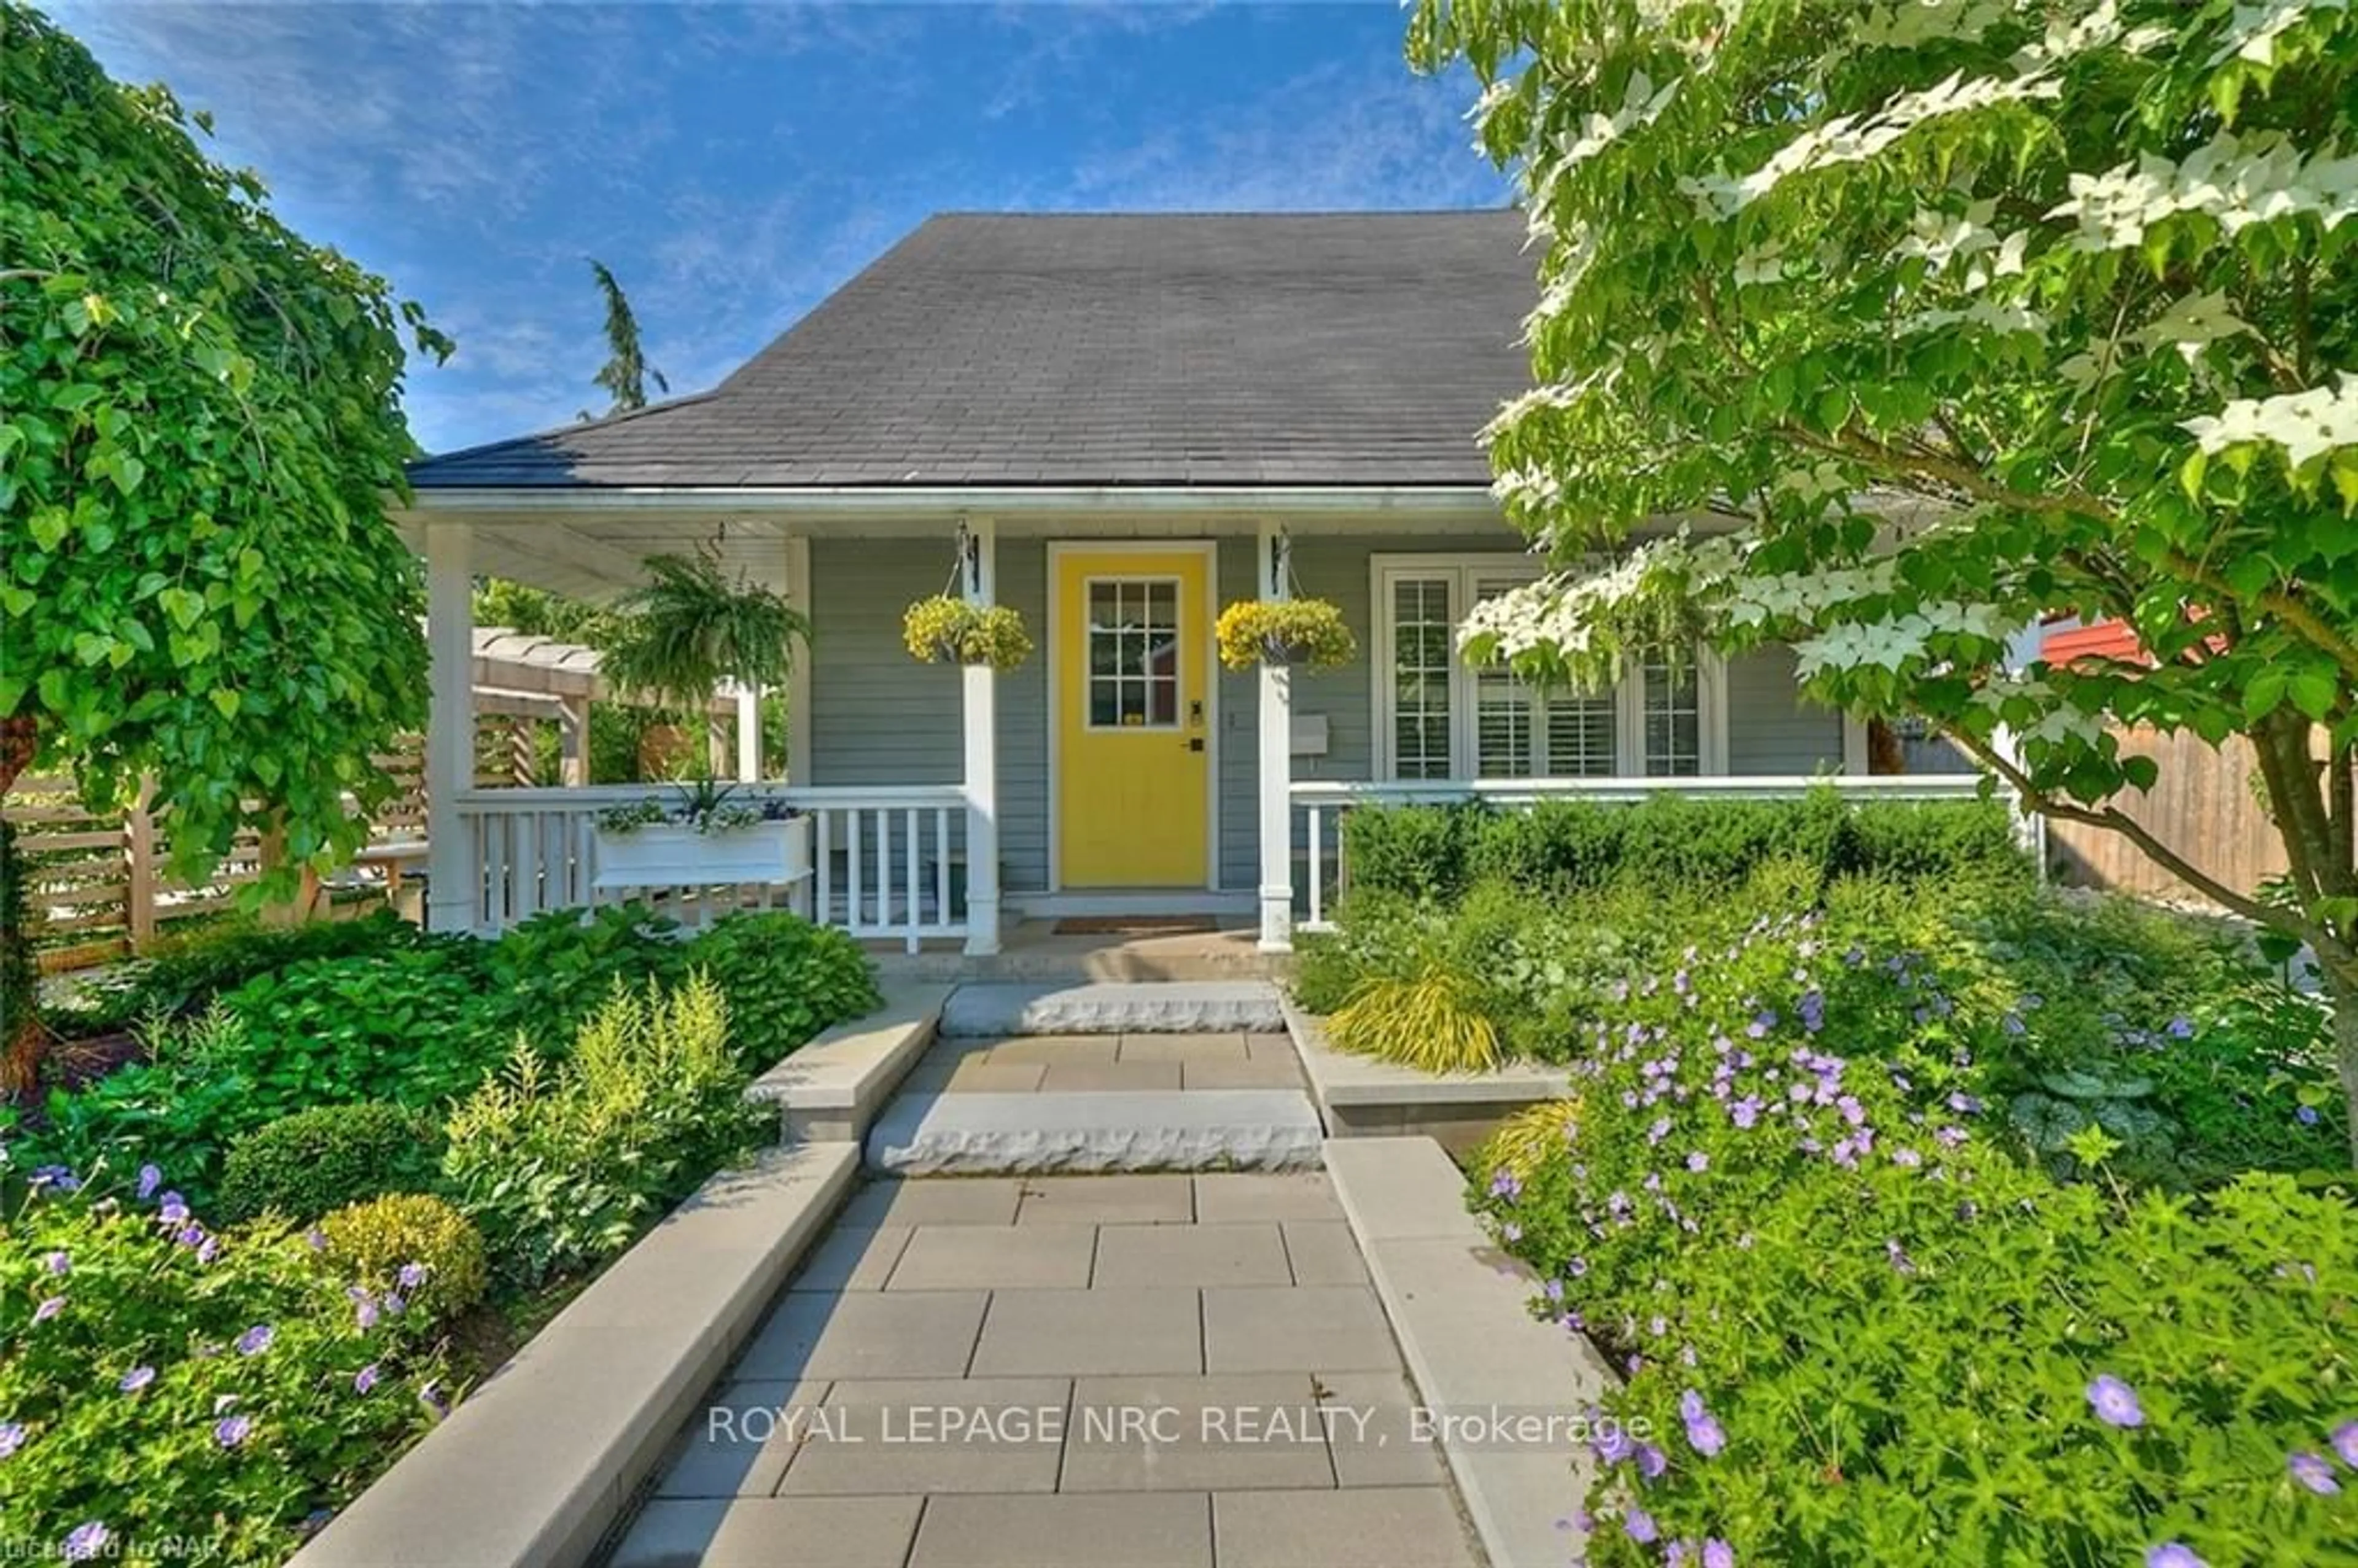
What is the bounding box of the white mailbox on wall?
[1290,712,1329,757]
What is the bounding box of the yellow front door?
[1055,548,1212,888]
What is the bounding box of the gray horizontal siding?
[1724,645,1845,775]
[809,529,1846,904]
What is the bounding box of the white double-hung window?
[1370,556,1726,782]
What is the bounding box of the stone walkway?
[609,1171,1485,1568]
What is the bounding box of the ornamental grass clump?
[1328,967,1501,1074]
[0,1164,442,1562]
[1471,917,2358,1567]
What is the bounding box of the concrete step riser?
[866,1089,1325,1176]
[939,981,1286,1038]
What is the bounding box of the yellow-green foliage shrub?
[316,1192,488,1331]
[1328,968,1501,1073]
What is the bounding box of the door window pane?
[1086,577,1181,730]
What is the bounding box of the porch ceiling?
[399,492,1529,601]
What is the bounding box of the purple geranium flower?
[1686,1151,1709,1173]
[2298,1106,2322,1127]
[1624,1505,1659,1544]
[1488,1170,1522,1201]
[136,1163,162,1200]
[2333,1422,2358,1469]
[2087,1375,2144,1429]
[418,1381,448,1421]
[2290,1451,2340,1495]
[0,1422,24,1460]
[32,1296,64,1324]
[1635,1442,1668,1480]
[2146,1545,2204,1568]
[215,1414,251,1448]
[42,1251,69,1276]
[235,1324,275,1357]
[1703,1540,1735,1568]
[118,1366,154,1394]
[397,1261,429,1291]
[157,1192,190,1226]
[62,1523,109,1562]
[354,1364,381,1395]
[2166,1015,2195,1039]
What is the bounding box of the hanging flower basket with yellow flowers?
[902,595,1034,671]
[1216,598,1356,672]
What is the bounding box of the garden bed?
[0,902,881,1564]
[1290,796,2354,1566]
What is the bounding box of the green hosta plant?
[901,596,1033,670]
[1215,597,1356,671]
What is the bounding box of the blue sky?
[53,2,1511,456]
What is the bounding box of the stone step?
[937,980,1286,1038]
[865,1089,1323,1175]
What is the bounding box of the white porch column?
[734,686,761,782]
[423,522,476,936]
[784,537,814,782]
[1256,522,1293,953]
[960,518,1002,955]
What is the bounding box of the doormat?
[1053,915,1219,936]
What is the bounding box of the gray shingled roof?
[408,211,1536,491]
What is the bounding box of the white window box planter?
[592,815,812,890]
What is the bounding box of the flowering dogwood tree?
[1409,0,2358,1152]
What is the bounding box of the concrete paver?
[653,1379,827,1499]
[1213,1486,1481,1568]
[1281,1221,1372,1286]
[837,1178,1021,1228]
[1180,1057,1304,1090]
[779,1377,1070,1496]
[1062,1373,1336,1492]
[1202,1285,1402,1373]
[1091,1222,1292,1288]
[1194,1171,1347,1224]
[1016,1174,1194,1225]
[788,1227,909,1293]
[908,1492,1214,1568]
[970,1287,1204,1376]
[735,1290,989,1381]
[609,1496,924,1568]
[885,1224,1097,1290]
[1117,1032,1248,1063]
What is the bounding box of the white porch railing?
[1288,774,2012,932]
[450,783,968,952]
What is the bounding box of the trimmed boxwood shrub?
[218,1101,442,1224]
[1340,788,2026,903]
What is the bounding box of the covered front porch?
[409,495,2009,957]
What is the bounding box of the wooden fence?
[2045,726,2290,904]
[4,743,427,972]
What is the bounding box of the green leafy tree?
[0,6,448,1054]
[586,257,665,416]
[1412,0,2358,1154]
